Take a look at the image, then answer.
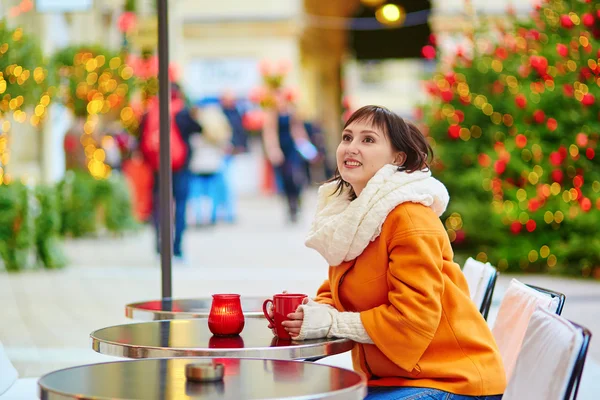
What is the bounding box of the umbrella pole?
[157,0,172,299]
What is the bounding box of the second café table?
[125,296,265,320]
[91,319,353,360]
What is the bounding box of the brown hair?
[328,105,433,200]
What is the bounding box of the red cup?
[263,293,307,339]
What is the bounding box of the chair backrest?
[462,257,498,319]
[492,279,564,381]
[0,340,18,395]
[503,308,591,400]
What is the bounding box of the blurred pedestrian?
[262,90,314,223]
[140,83,201,261]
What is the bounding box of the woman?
[281,105,505,399]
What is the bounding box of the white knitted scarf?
[305,164,450,266]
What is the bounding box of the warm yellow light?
[375,4,406,26]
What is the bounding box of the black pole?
[157,0,172,299]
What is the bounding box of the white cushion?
[462,257,495,310]
[0,341,18,396]
[314,351,353,370]
[503,308,584,400]
[492,279,560,381]
[0,378,38,400]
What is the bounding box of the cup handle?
[262,299,275,326]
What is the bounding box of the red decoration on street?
[448,125,461,140]
[581,197,592,212]
[515,94,527,108]
[546,118,558,131]
[117,12,137,34]
[586,148,595,159]
[421,45,436,59]
[494,160,507,175]
[533,110,546,123]
[560,14,574,29]
[582,13,595,27]
[551,169,564,183]
[576,133,589,147]
[581,93,595,106]
[550,151,563,166]
[510,222,522,234]
[516,134,527,148]
[556,44,569,57]
[526,220,537,232]
[478,153,491,167]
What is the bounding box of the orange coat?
[314,202,506,396]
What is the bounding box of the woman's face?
[336,118,401,196]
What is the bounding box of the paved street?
[1,191,600,398]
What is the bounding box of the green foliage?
[57,171,97,237]
[0,183,35,271]
[50,45,131,117]
[57,170,138,237]
[35,185,67,269]
[421,0,600,277]
[0,22,48,117]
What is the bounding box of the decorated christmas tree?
[420,0,600,277]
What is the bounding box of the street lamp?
[375,4,406,27]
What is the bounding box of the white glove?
[296,299,374,344]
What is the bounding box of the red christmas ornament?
[478,153,492,167]
[441,91,454,102]
[526,220,537,232]
[581,93,595,106]
[421,45,436,59]
[494,160,507,175]
[550,151,562,166]
[573,175,584,188]
[556,44,569,57]
[495,47,508,60]
[448,125,461,140]
[563,84,574,97]
[510,222,522,234]
[454,229,466,244]
[533,110,546,124]
[546,118,558,131]
[586,148,595,159]
[516,134,527,148]
[581,197,592,212]
[558,146,568,160]
[576,133,589,147]
[515,94,527,109]
[445,73,456,86]
[528,199,541,212]
[551,169,563,183]
[454,110,465,123]
[582,13,595,27]
[560,15,574,29]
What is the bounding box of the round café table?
[125,297,265,320]
[91,319,353,360]
[38,358,367,399]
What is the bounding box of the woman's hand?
[281,308,304,339]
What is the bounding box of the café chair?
[492,278,566,381]
[503,308,591,400]
[0,340,37,399]
[462,257,498,320]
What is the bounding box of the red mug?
[263,293,307,339]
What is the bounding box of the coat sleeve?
[314,279,336,307]
[359,229,445,372]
